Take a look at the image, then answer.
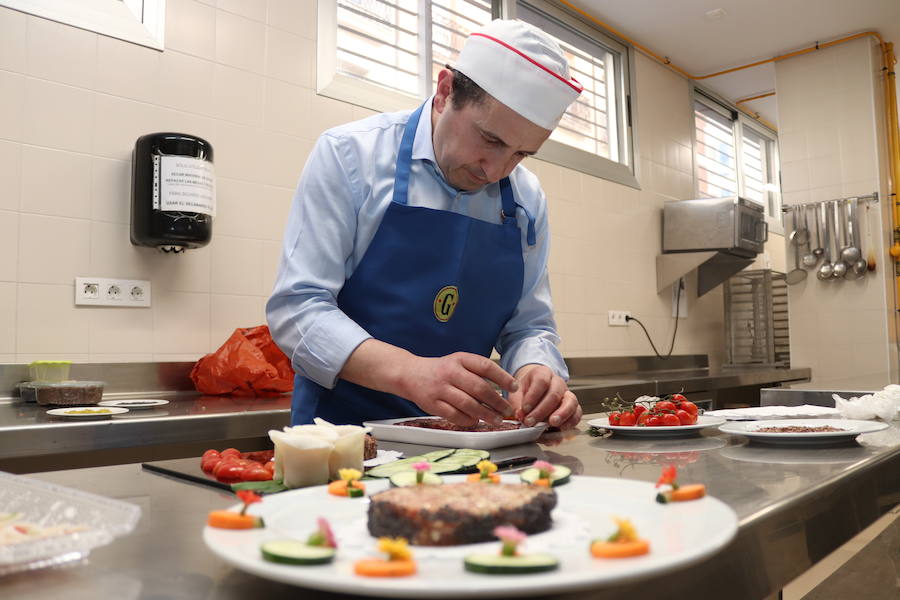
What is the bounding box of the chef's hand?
[509,364,582,430]
[399,352,518,427]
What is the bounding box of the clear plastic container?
[17,381,105,406]
[0,471,141,576]
[28,361,72,382]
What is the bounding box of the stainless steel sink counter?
[4,415,897,600]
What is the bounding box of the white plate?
[586,415,726,438]
[704,405,840,420]
[203,475,738,598]
[718,419,889,445]
[45,406,129,418]
[98,399,170,410]
[363,417,547,450]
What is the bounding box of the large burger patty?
[367,482,557,546]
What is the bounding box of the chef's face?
[431,69,551,191]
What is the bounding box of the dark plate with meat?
[363,416,547,450]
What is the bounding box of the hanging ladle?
[831,200,849,279]
[786,206,808,284]
[801,205,818,269]
[812,201,825,258]
[817,202,834,280]
[849,197,867,278]
[840,198,862,266]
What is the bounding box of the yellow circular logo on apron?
[433,285,459,322]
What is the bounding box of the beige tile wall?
[0,1,726,365]
[775,37,894,390]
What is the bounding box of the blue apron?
[291,103,527,425]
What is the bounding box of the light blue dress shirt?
[266,97,568,389]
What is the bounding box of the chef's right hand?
[399,352,518,427]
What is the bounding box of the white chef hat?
[455,19,582,130]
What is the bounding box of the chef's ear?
[433,68,454,113]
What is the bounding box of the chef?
[267,19,583,431]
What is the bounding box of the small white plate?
[719,419,889,446]
[586,415,726,438]
[46,406,129,418]
[98,399,170,410]
[363,417,547,450]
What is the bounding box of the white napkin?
[833,384,900,422]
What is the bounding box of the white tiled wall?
[0,1,725,365]
[775,37,894,390]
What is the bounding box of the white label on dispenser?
[156,155,216,216]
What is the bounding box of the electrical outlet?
[608,310,631,327]
[672,278,688,318]
[75,277,151,307]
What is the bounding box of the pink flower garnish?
[318,517,337,548]
[533,460,555,478]
[412,462,431,472]
[494,525,526,556]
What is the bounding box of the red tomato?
[243,450,275,464]
[608,412,621,426]
[212,457,240,477]
[655,401,676,413]
[679,400,699,416]
[263,461,275,476]
[669,393,687,404]
[637,412,650,425]
[202,449,220,460]
[647,416,662,427]
[691,413,699,424]
[662,413,681,426]
[220,448,241,458]
[676,409,693,425]
[215,462,247,483]
[619,411,637,426]
[633,405,647,417]
[201,455,222,474]
[242,465,272,481]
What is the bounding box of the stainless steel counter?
[3,414,897,600]
[0,357,810,472]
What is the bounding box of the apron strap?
[501,178,536,246]
[391,103,425,206]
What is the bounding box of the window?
[0,0,166,50]
[693,90,782,230]
[317,0,637,187]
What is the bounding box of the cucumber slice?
[452,449,490,460]
[420,449,456,462]
[389,471,444,487]
[464,553,559,574]
[260,540,336,565]
[366,456,425,478]
[519,465,572,487]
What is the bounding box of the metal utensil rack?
[780,192,879,213]
[724,269,790,368]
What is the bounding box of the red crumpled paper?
[190,325,294,396]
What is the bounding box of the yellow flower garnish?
[339,468,362,482]
[608,517,639,543]
[477,460,498,475]
[377,537,412,561]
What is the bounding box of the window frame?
[316,0,639,189]
[0,0,166,50]
[691,86,783,234]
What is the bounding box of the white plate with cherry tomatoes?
[587,415,727,438]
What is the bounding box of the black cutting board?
[142,457,232,492]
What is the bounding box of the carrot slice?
[669,484,706,502]
[534,478,551,488]
[466,473,500,483]
[207,510,262,529]
[590,539,650,558]
[328,480,366,497]
[354,559,417,577]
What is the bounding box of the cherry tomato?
[647,416,662,427]
[655,401,676,413]
[679,400,698,416]
[263,461,275,476]
[608,412,621,426]
[242,465,272,481]
[220,447,241,458]
[662,413,681,426]
[633,405,647,417]
[676,409,693,425]
[691,413,699,425]
[201,455,222,474]
[202,449,220,460]
[669,393,687,404]
[619,411,637,426]
[215,462,247,483]
[637,412,650,425]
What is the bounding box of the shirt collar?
[411,95,438,164]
